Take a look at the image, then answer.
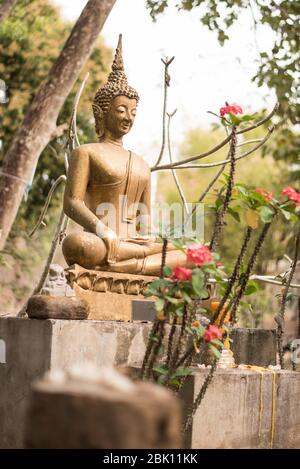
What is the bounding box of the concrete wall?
[0,317,152,448]
[188,369,300,449]
[1,317,300,449]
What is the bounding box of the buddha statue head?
[92,34,139,139]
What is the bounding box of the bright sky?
[52,0,275,165]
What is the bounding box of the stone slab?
[230,328,277,367]
[67,265,157,321]
[27,295,89,320]
[132,299,156,322]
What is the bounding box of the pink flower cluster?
[255,187,273,202]
[282,187,300,207]
[187,244,212,266]
[220,104,243,117]
[171,266,192,282]
[204,325,222,343]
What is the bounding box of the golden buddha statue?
[62,35,186,277]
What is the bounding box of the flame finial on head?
[111,34,124,72]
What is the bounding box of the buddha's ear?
[92,103,105,139]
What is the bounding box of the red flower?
[216,261,223,268]
[282,186,300,206]
[187,244,212,267]
[204,325,222,343]
[255,187,273,202]
[220,104,243,117]
[193,321,200,327]
[171,266,192,282]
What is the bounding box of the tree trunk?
[0,0,18,23]
[0,0,116,250]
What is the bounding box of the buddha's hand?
[99,227,120,264]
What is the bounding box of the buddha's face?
[104,95,137,138]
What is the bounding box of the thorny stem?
[229,220,274,324]
[145,319,166,380]
[140,321,160,379]
[209,126,237,252]
[166,316,178,366]
[141,237,168,379]
[183,358,218,434]
[168,304,189,375]
[160,238,168,278]
[211,227,253,325]
[276,227,300,369]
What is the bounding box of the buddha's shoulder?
[73,143,101,155]
[131,151,150,173]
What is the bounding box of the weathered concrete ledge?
[0,317,299,449]
[0,316,153,448]
[183,368,300,449]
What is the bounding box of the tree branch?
[151,103,278,172]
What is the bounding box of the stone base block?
[230,328,277,367]
[67,265,156,321]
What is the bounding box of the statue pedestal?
[66,264,157,321]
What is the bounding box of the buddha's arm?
[64,147,99,233]
[64,147,119,262]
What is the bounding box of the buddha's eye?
[131,110,137,117]
[117,106,126,113]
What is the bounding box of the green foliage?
[0,0,111,231]
[146,0,300,162]
[0,0,111,311]
[158,126,294,268]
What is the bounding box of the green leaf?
[172,367,192,378]
[227,207,240,222]
[163,266,172,277]
[170,238,185,251]
[245,280,259,296]
[209,343,221,358]
[280,208,291,221]
[259,206,274,223]
[210,338,224,347]
[192,268,204,296]
[182,291,192,303]
[229,113,241,126]
[241,114,255,122]
[153,365,168,375]
[155,298,165,311]
[235,185,249,197]
[165,295,181,305]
